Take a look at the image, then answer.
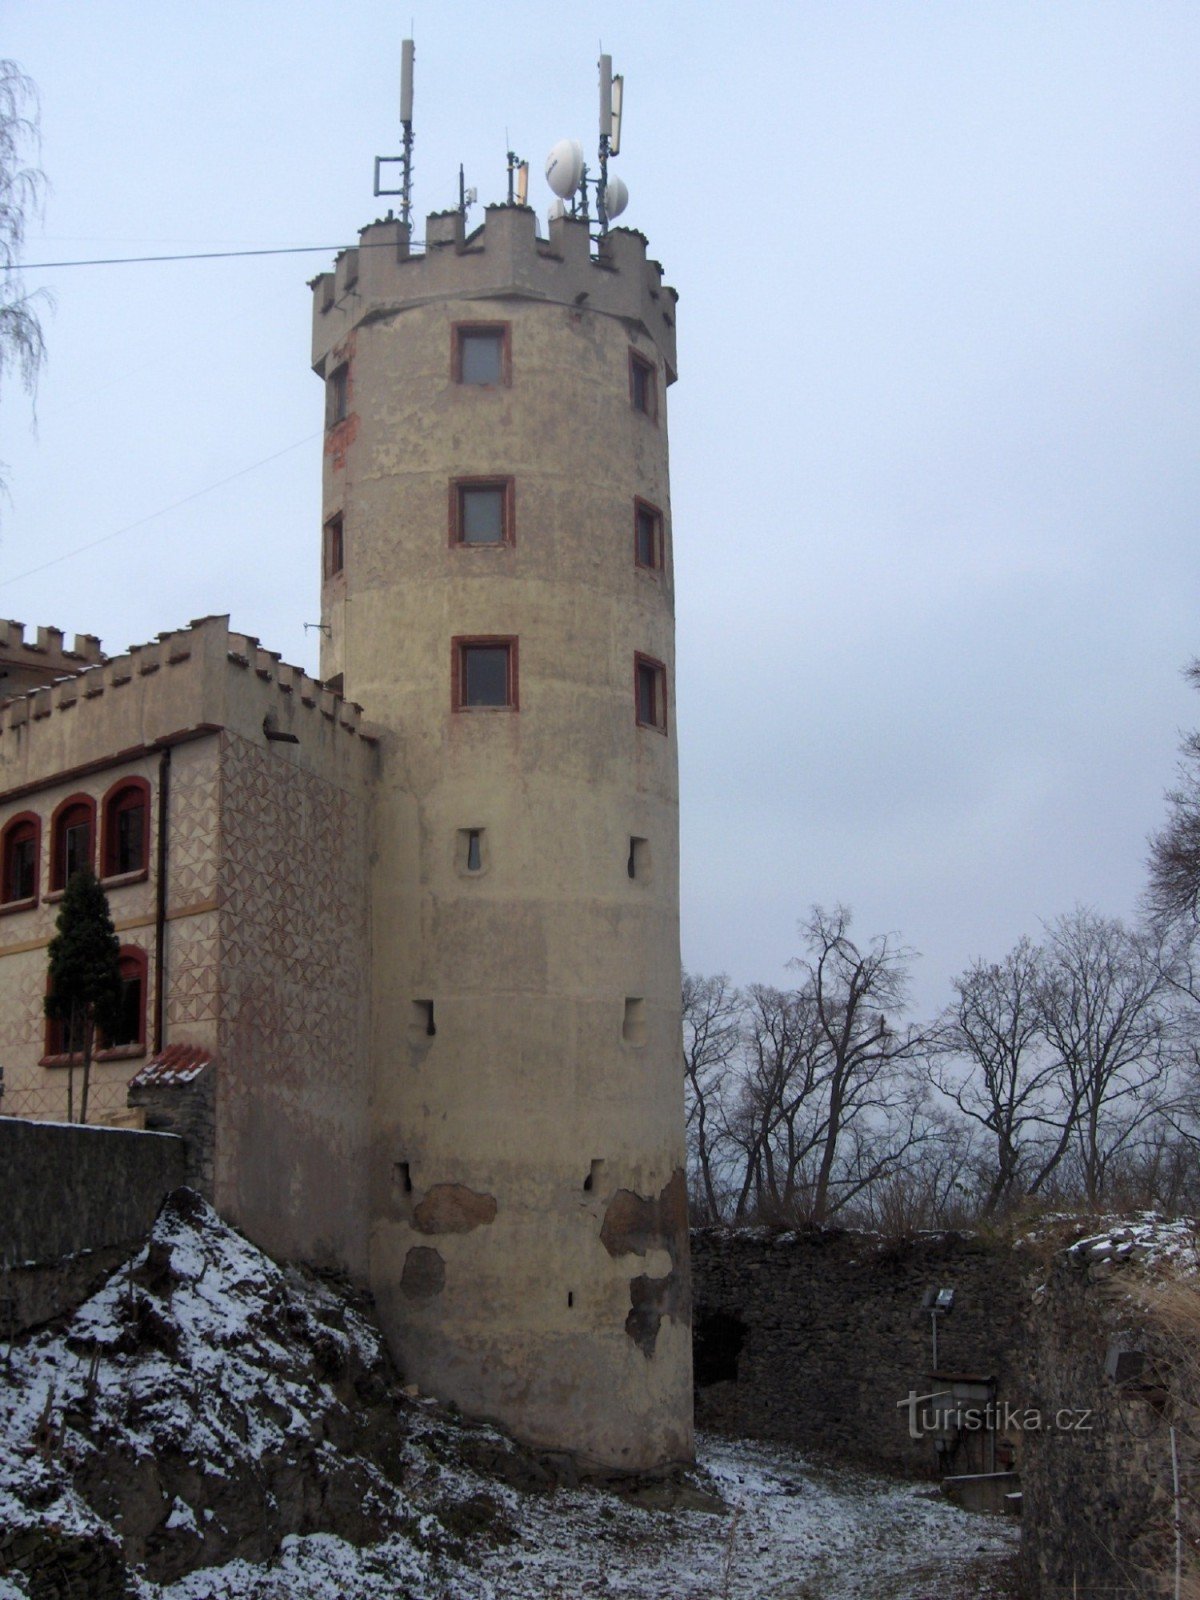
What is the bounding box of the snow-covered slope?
[0,1190,1016,1599]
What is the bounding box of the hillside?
[0,1190,1016,1598]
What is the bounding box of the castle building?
[0,204,690,1470]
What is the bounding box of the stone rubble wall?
[1020,1228,1197,1600]
[691,1226,1031,1476]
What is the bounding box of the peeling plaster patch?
[413,1183,497,1234]
[625,1270,689,1358]
[400,1246,445,1299]
[600,1168,688,1262]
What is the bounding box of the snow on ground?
[145,1435,1018,1600]
[0,1193,1018,1599]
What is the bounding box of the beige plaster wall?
[312,207,691,1468]
[0,751,175,1124]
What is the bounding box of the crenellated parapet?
[311,204,678,384]
[0,619,106,700]
[0,615,379,789]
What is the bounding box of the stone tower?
[310,203,690,1470]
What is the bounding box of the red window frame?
[49,794,96,892]
[634,653,668,734]
[452,635,520,712]
[634,498,664,572]
[100,777,151,882]
[449,477,516,547]
[1,811,40,907]
[327,362,350,428]
[451,321,512,387]
[99,945,148,1055]
[629,349,658,422]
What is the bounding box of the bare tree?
[726,981,826,1221]
[800,907,933,1224]
[1037,908,1175,1207]
[930,938,1073,1214]
[713,909,934,1226]
[0,61,49,494]
[681,971,741,1221]
[1148,660,1200,928]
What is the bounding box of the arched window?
[102,946,148,1052]
[101,778,150,881]
[49,795,96,892]
[1,811,40,905]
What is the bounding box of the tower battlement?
[312,205,677,383]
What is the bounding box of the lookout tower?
[310,180,687,1465]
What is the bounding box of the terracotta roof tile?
[128,1044,213,1089]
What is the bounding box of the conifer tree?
[44,867,121,1124]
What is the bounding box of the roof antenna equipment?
[374,37,416,230]
[544,52,629,239]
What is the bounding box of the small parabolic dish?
[604,175,629,220]
[545,139,584,198]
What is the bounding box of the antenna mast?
[374,37,416,231]
[596,53,624,235]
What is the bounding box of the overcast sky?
[3,2,1199,1016]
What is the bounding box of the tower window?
[453,637,519,711]
[627,836,649,881]
[453,322,511,386]
[634,499,664,571]
[49,795,96,892]
[452,478,513,546]
[623,998,647,1045]
[634,654,668,734]
[101,778,150,881]
[327,363,349,427]
[410,1000,436,1037]
[1,812,40,906]
[456,827,487,874]
[325,513,345,577]
[629,350,657,420]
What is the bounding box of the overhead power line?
[21,239,426,271]
[1,432,322,587]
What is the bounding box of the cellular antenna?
[544,51,630,236]
[596,53,626,233]
[374,37,416,231]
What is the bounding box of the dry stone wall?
[691,1226,1031,1476]
[1020,1222,1199,1600]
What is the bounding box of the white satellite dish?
[548,198,567,224]
[545,139,584,198]
[604,175,629,220]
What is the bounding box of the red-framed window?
[43,999,84,1061]
[450,477,515,547]
[452,636,519,711]
[327,362,350,428]
[101,778,150,881]
[452,322,511,387]
[634,653,668,734]
[101,946,148,1053]
[325,513,345,577]
[1,811,40,906]
[634,498,664,572]
[629,349,658,421]
[49,794,96,892]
